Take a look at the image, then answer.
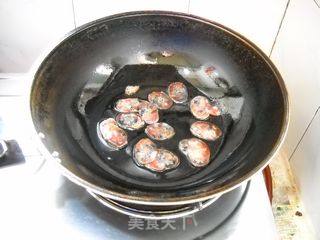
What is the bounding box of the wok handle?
[0,140,8,158]
[263,165,273,203]
[0,140,26,168]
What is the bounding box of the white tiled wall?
[0,0,287,73]
[189,0,288,54]
[0,0,75,73]
[271,0,320,161]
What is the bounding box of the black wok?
[29,11,288,205]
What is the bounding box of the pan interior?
[78,64,236,188]
[30,12,286,196]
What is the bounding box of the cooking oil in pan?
[74,63,250,187]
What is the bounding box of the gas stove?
[0,76,279,239]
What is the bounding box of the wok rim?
[27,10,289,206]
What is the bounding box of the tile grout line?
[0,95,22,97]
[71,0,77,29]
[313,0,320,8]
[187,0,191,13]
[289,106,320,162]
[269,0,291,58]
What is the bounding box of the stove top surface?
[0,160,277,240]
